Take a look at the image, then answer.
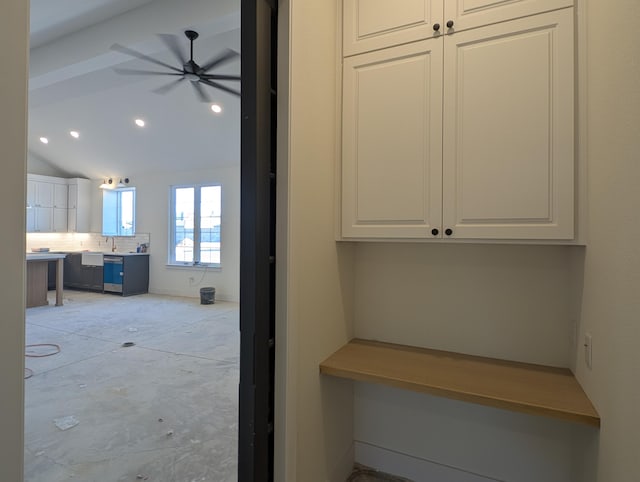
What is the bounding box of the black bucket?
[200,287,216,304]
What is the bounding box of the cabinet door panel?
[67,184,77,209]
[343,0,443,56]
[35,207,53,232]
[343,40,443,238]
[445,0,573,33]
[53,208,68,232]
[53,183,68,208]
[442,9,574,239]
[35,182,54,208]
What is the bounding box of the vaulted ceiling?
[28,0,241,179]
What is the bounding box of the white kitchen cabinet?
[53,208,68,232]
[26,175,90,233]
[443,0,572,34]
[67,178,91,232]
[33,205,53,232]
[341,6,575,240]
[53,183,68,209]
[442,8,574,239]
[342,40,443,238]
[343,0,572,56]
[26,179,55,232]
[34,181,54,208]
[343,0,442,56]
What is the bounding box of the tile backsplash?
[26,232,151,253]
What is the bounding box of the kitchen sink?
[81,252,104,266]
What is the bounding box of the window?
[102,188,136,236]
[170,184,221,266]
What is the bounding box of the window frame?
[169,183,222,267]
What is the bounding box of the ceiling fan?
[111,30,240,102]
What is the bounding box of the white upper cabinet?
[53,183,68,209]
[442,8,574,239]
[34,181,54,208]
[26,175,90,233]
[342,40,443,238]
[444,0,573,34]
[340,2,576,241]
[67,178,91,233]
[343,0,442,56]
[343,0,572,56]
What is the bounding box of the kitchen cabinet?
[342,0,573,56]
[103,254,149,296]
[27,179,56,232]
[63,253,103,292]
[341,5,575,240]
[26,175,89,233]
[67,178,91,232]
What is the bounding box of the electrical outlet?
[584,333,592,369]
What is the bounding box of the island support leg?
[55,257,64,306]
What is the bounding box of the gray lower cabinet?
[63,253,103,292]
[103,254,149,296]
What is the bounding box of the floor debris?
[122,342,135,347]
[53,416,79,431]
[166,430,174,437]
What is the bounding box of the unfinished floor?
[24,290,239,482]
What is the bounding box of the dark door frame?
[239,0,278,480]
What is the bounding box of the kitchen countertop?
[47,251,150,256]
[26,253,67,261]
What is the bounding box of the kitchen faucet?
[105,236,117,252]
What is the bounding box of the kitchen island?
[26,253,66,307]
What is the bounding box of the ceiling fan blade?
[114,68,183,76]
[200,78,241,98]
[201,74,241,81]
[199,49,240,73]
[191,81,212,103]
[152,77,185,95]
[111,43,183,73]
[157,34,187,65]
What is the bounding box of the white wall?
[27,151,69,177]
[280,0,356,480]
[574,1,640,481]
[351,244,592,481]
[0,0,28,480]
[122,166,240,301]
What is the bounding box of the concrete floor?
[25,290,239,482]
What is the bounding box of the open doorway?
[21,2,274,481]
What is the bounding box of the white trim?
[168,183,222,266]
[355,441,504,482]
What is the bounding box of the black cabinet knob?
[446,20,454,28]
[445,228,453,236]
[433,23,440,31]
[431,228,439,236]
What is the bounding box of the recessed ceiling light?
[135,119,146,127]
[39,137,49,144]
[210,104,222,114]
[70,131,80,139]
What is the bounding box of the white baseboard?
[354,441,501,482]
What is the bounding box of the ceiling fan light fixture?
[135,118,146,127]
[70,130,80,139]
[210,103,222,114]
[39,137,49,144]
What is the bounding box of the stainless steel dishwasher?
[103,255,124,293]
